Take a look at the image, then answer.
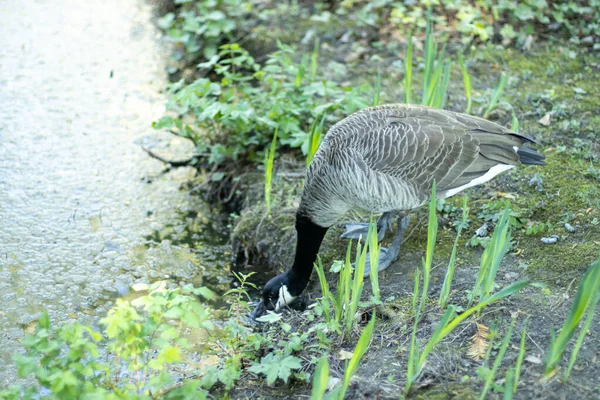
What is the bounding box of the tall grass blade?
[296,54,308,88]
[420,181,437,312]
[483,73,508,119]
[544,258,600,376]
[310,356,329,400]
[503,368,515,400]
[513,322,527,393]
[314,256,332,324]
[368,217,381,303]
[480,319,515,400]
[439,196,469,308]
[338,314,375,400]
[458,53,472,114]
[264,127,278,215]
[404,31,413,104]
[563,259,600,379]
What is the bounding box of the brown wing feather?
[328,104,533,195]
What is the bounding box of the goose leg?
[362,214,410,278]
[341,211,395,242]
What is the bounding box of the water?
[0,0,230,383]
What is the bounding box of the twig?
[142,146,196,168]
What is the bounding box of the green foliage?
[544,257,600,377]
[156,42,370,166]
[341,0,600,46]
[8,282,217,399]
[157,0,253,61]
[513,322,527,393]
[247,353,302,384]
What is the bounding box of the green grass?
[309,356,329,400]
[544,257,600,378]
[264,128,278,215]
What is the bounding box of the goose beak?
[251,299,267,320]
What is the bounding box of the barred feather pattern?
[298,104,543,227]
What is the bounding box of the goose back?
[299,104,543,227]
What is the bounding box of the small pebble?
[565,223,576,233]
[541,235,560,244]
[475,223,488,237]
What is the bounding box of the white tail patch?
[441,164,515,199]
[275,285,296,311]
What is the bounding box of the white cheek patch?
[275,285,296,312]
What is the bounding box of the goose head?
[251,271,298,319]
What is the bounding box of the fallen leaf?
[539,113,551,126]
[468,323,490,361]
[572,87,586,95]
[525,355,542,364]
[496,192,516,200]
[337,349,354,360]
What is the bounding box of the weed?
[310,356,329,400]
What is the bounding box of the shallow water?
[0,0,229,383]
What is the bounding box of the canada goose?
[252,104,545,318]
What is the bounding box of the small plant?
[544,257,600,378]
[264,128,278,215]
[471,206,513,305]
[314,219,380,336]
[483,73,509,119]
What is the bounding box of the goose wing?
[327,105,541,195]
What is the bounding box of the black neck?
[287,213,329,295]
